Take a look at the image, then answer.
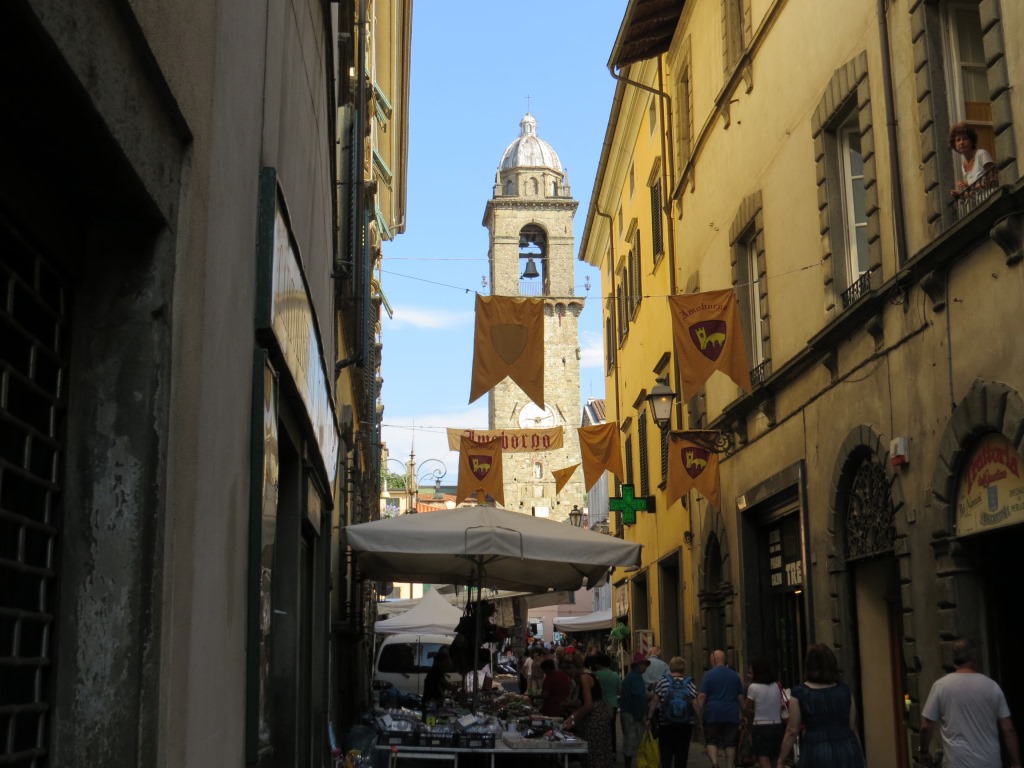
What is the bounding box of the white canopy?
[552,609,615,632]
[343,506,642,593]
[374,588,464,635]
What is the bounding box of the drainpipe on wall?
[336,0,369,375]
[596,207,621,444]
[877,0,908,266]
[608,60,683,423]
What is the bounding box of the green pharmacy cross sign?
[609,484,655,526]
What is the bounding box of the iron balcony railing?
[517,280,545,297]
[750,359,771,388]
[951,167,999,221]
[842,270,872,309]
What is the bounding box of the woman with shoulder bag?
[563,655,615,768]
[745,657,786,768]
[776,644,864,768]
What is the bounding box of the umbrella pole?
[471,561,484,711]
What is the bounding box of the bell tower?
[481,113,586,521]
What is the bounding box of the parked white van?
[372,633,459,698]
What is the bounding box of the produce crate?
[378,730,419,747]
[421,733,457,748]
[456,732,495,749]
[502,734,587,750]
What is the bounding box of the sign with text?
[447,427,563,453]
[767,514,802,591]
[956,433,1024,537]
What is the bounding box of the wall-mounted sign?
[956,433,1024,537]
[610,484,655,525]
[255,169,339,498]
[767,515,802,591]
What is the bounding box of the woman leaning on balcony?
[949,121,997,197]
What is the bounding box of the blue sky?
[379,1,625,484]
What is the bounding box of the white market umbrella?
[343,506,642,593]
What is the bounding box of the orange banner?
[446,427,563,453]
[669,290,752,400]
[469,295,544,406]
[552,464,580,495]
[578,423,624,493]
[455,436,505,505]
[666,434,720,510]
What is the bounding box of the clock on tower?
[518,403,557,428]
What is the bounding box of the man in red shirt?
[540,658,573,717]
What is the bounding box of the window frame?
[638,411,650,498]
[837,113,869,285]
[942,1,993,155]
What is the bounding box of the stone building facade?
[0,1,410,765]
[583,1,1024,765]
[482,114,587,519]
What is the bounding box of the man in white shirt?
[919,638,1020,768]
[643,645,670,687]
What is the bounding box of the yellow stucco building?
[582,1,1023,764]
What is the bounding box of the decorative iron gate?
[0,213,69,766]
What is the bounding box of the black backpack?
[662,674,692,723]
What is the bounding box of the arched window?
[844,456,895,561]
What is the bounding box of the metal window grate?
[0,215,69,767]
[841,271,871,309]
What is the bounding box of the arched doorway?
[829,426,908,768]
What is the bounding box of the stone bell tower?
[481,113,586,521]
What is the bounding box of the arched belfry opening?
[519,225,547,295]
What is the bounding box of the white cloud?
[578,335,604,370]
[381,404,489,483]
[388,306,472,330]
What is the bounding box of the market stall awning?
[343,506,642,593]
[374,588,464,635]
[553,609,615,632]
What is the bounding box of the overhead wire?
[379,258,822,300]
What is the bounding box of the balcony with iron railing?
[517,280,545,296]
[749,359,771,388]
[841,270,873,310]
[951,166,999,221]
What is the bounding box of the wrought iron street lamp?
[416,458,447,499]
[646,376,676,430]
[568,504,584,527]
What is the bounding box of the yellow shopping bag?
[637,725,660,768]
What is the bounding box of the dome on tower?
[498,113,563,173]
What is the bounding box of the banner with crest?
[468,294,544,407]
[455,436,505,505]
[666,433,721,510]
[669,289,752,399]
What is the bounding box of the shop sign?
[268,204,340,495]
[956,433,1024,537]
[768,517,802,591]
[614,583,629,618]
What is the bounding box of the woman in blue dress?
[775,644,864,768]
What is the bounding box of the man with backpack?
[647,656,698,767]
[695,649,746,768]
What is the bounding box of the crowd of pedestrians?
[507,637,1018,768]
